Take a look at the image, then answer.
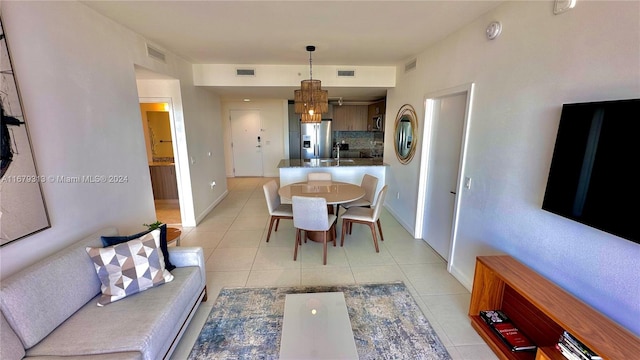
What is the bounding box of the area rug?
[188,282,451,359]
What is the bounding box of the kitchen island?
[278,158,388,198]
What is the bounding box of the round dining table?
[278,180,365,242]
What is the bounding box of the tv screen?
[542,98,640,244]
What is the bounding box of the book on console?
[479,310,537,352]
[559,331,602,360]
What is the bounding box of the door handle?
[450,191,456,195]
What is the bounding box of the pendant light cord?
[308,50,313,81]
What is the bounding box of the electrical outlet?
[396,192,400,199]
[464,177,472,189]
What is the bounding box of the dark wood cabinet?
[149,165,178,199]
[367,100,386,131]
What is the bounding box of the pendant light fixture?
[295,45,328,123]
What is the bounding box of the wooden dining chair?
[340,185,388,253]
[262,180,293,242]
[339,174,378,214]
[307,172,332,181]
[292,196,337,265]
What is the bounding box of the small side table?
[166,227,181,246]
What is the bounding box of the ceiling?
[83,0,504,101]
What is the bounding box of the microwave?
[370,115,384,131]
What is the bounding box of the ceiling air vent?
[236,68,256,76]
[405,58,417,73]
[337,69,356,77]
[146,44,166,63]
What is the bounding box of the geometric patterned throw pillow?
[100,223,176,272]
[86,229,174,306]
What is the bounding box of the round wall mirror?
[394,104,418,164]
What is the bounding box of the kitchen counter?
[278,158,387,195]
[149,162,175,166]
[278,158,386,168]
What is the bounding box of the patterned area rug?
[188,282,452,359]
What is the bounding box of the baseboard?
[195,190,229,225]
[383,204,416,238]
[449,263,472,292]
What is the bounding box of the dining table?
[278,180,365,242]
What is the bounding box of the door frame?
[415,83,475,271]
[139,97,194,226]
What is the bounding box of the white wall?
[194,64,396,88]
[385,1,640,336]
[0,1,224,276]
[221,99,288,178]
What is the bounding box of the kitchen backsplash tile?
[333,131,384,157]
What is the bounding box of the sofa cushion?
[86,229,173,306]
[0,228,115,348]
[101,224,175,271]
[1,312,25,360]
[25,266,203,360]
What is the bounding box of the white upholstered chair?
[340,185,388,252]
[307,172,332,181]
[339,174,378,214]
[292,196,337,265]
[262,180,293,242]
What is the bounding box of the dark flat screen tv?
[542,98,639,244]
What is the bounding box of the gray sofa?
[0,227,207,360]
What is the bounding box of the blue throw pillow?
[101,224,176,271]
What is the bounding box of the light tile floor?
[170,177,497,360]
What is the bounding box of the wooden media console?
[468,255,640,360]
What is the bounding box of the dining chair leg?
[368,223,380,253]
[266,217,276,242]
[332,223,337,246]
[340,219,348,247]
[275,218,280,231]
[323,232,328,265]
[377,219,384,241]
[294,229,300,261]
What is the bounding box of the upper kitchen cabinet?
[368,99,386,132]
[333,105,368,131]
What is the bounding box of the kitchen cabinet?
[367,100,386,119]
[333,105,368,131]
[368,99,386,132]
[149,165,178,199]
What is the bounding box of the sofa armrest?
[167,247,206,287]
[168,246,204,267]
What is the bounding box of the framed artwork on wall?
[1,17,50,246]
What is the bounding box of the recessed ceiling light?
[243,98,251,102]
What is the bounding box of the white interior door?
[230,110,263,177]
[421,92,468,260]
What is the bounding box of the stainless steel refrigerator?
[300,119,332,159]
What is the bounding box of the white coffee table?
[279,292,359,360]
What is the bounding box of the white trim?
[196,190,228,224]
